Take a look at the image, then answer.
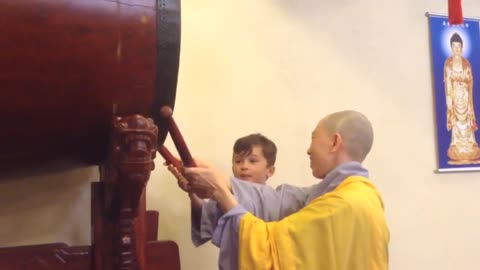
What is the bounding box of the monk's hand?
[184,161,237,213]
[166,163,211,199]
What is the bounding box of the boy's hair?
[233,133,277,166]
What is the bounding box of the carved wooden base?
[0,115,180,270]
[0,239,180,270]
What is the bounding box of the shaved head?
[321,110,374,162]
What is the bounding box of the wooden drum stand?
[0,115,181,270]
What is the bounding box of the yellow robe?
[238,176,389,270]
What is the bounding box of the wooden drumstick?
[158,145,182,169]
[160,106,196,167]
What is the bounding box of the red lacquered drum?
[0,0,180,170]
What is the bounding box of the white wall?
[0,165,94,246]
[2,1,480,269]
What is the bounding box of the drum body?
[0,0,180,169]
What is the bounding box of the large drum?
[0,0,181,170]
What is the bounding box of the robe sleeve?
[212,205,249,270]
[191,199,219,246]
[230,177,310,219]
[237,213,279,269]
[192,177,310,246]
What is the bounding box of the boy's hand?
[167,164,191,192]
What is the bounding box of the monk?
[182,110,389,270]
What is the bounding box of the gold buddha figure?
[444,32,480,164]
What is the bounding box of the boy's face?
[232,145,275,184]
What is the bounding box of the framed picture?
[427,13,480,172]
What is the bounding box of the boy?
[167,133,277,245]
[231,133,276,184]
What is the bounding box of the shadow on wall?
[0,163,97,247]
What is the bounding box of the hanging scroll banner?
[427,13,480,172]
